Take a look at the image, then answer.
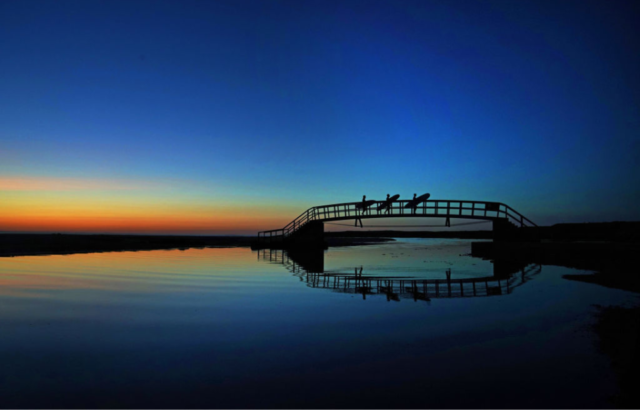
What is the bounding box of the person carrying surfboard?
[403,193,430,214]
[377,193,400,213]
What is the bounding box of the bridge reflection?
[256,248,541,302]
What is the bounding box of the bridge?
[254,198,537,249]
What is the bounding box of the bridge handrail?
[308,200,537,228]
[501,203,537,227]
[281,208,314,236]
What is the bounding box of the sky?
[1,0,639,234]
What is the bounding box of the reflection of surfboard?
[404,193,431,208]
[355,200,376,210]
[377,194,400,210]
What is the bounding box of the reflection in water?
[0,241,635,408]
[257,248,542,301]
[256,247,324,273]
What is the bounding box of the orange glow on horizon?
[0,215,286,234]
[1,177,303,234]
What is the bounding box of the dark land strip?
[471,241,640,293]
[0,233,394,258]
[0,234,253,257]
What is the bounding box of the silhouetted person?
[385,194,391,214]
[362,195,366,215]
[412,193,417,214]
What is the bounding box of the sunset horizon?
[3,0,639,235]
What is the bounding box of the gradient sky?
[1,0,639,234]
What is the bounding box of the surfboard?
[403,193,431,208]
[377,194,400,210]
[355,200,377,210]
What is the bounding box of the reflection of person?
[385,194,391,214]
[412,193,417,214]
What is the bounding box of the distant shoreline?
[0,233,251,258]
[0,233,396,258]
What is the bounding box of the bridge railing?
[501,203,537,228]
[258,199,537,240]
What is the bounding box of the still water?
[0,239,636,408]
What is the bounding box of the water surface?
[0,239,636,408]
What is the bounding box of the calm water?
[0,239,637,408]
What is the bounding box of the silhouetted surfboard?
[377,194,400,210]
[404,193,431,208]
[355,200,377,210]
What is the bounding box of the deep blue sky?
[1,0,639,231]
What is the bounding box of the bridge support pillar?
[286,248,325,273]
[286,221,326,250]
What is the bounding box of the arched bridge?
[255,199,537,248]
